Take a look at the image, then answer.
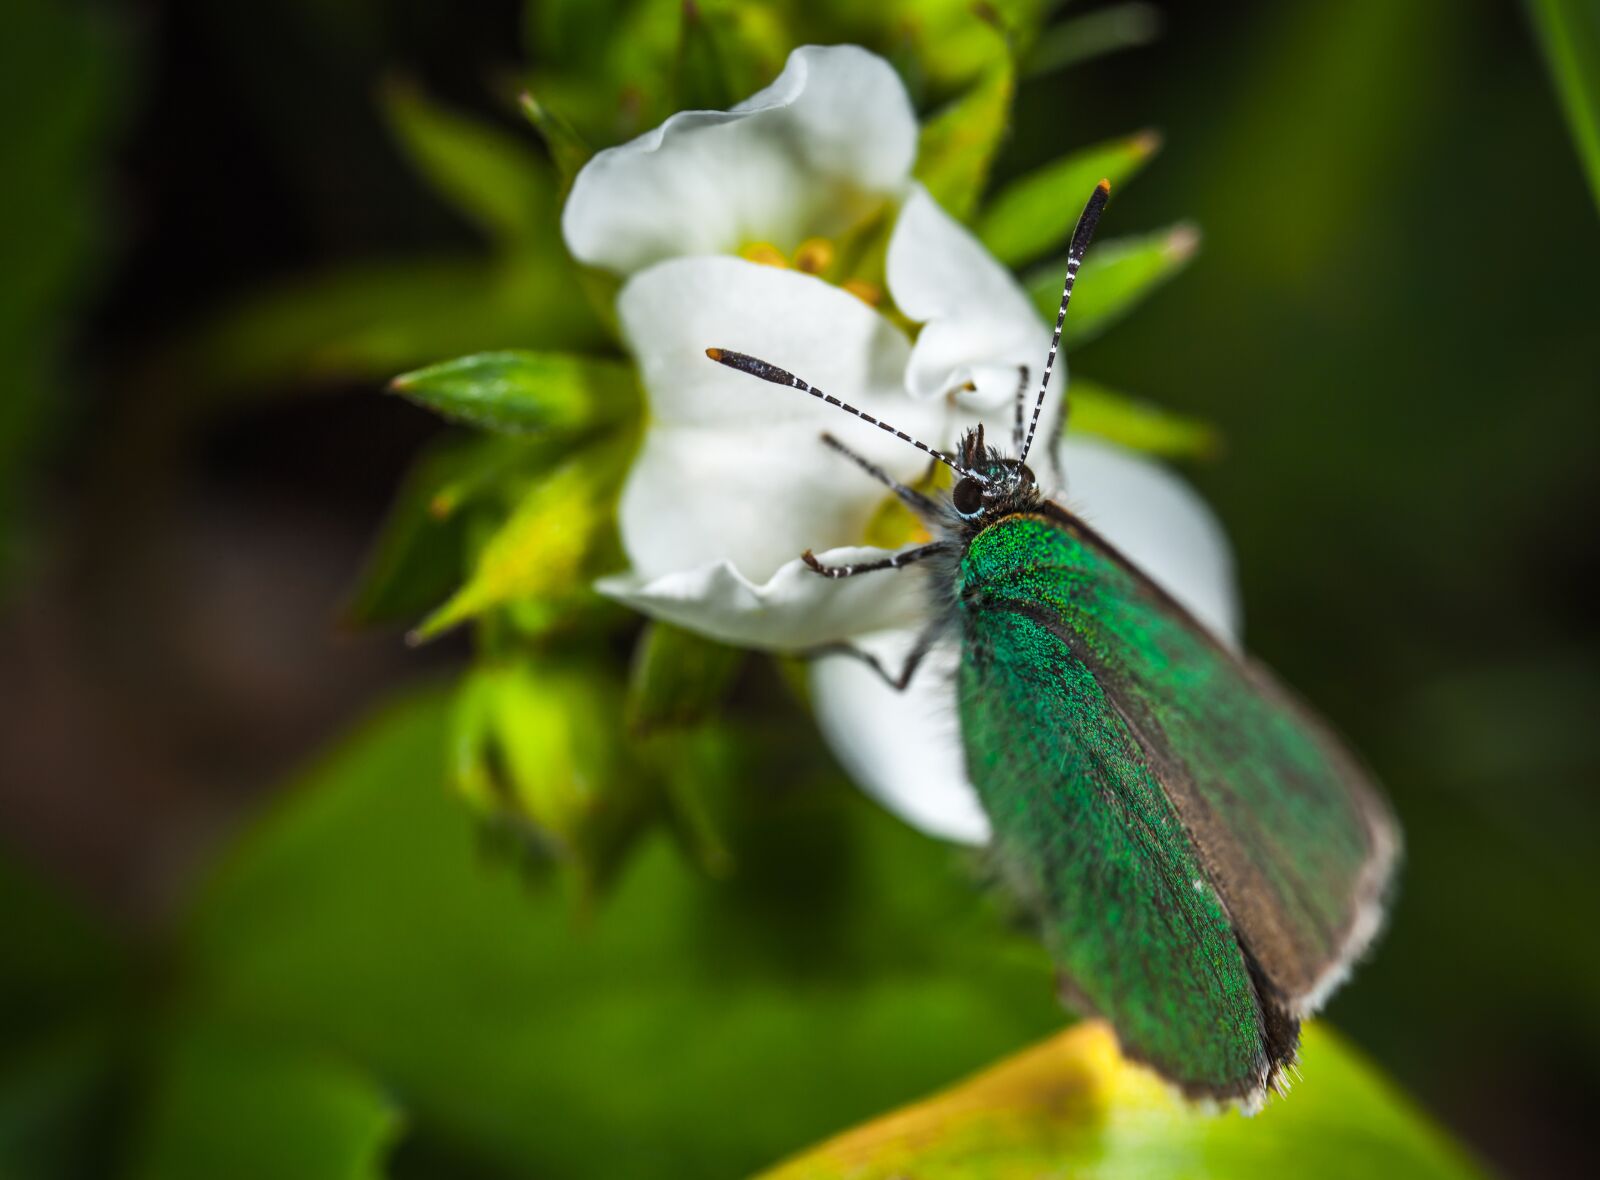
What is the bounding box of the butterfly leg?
[808,620,943,692]
[819,432,938,516]
[801,541,948,579]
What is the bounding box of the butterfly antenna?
[1018,178,1111,464]
[704,348,977,478]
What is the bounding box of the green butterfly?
[705,181,1399,1107]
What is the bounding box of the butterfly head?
[951,424,1040,522]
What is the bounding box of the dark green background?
[1,1,1594,1177]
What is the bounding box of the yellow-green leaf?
[759,1021,1486,1180]
[1067,377,1220,460]
[914,57,1015,222]
[1028,223,1199,346]
[388,350,637,437]
[409,448,619,642]
[976,131,1161,266]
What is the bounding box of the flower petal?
[809,439,1240,845]
[1055,437,1240,644]
[616,257,943,582]
[563,45,917,275]
[596,547,929,651]
[810,633,992,844]
[887,185,1048,408]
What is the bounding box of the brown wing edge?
[1029,501,1403,1029]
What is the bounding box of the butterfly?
[705,180,1399,1107]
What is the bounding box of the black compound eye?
[952,477,985,517]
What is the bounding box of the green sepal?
[380,81,553,248]
[343,435,475,628]
[976,130,1161,266]
[1027,223,1199,346]
[1067,377,1220,460]
[409,439,627,643]
[388,350,638,437]
[913,55,1016,222]
[625,621,746,734]
[450,659,656,899]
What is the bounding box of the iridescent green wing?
[955,509,1397,1102]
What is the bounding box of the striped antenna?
[704,348,978,478]
[1018,178,1111,464]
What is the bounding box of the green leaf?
[184,691,1062,1178]
[381,81,553,247]
[409,443,625,641]
[758,1021,1486,1180]
[1027,223,1199,346]
[976,131,1161,266]
[625,621,746,733]
[914,58,1016,221]
[128,1023,400,1180]
[389,350,637,436]
[1023,2,1162,79]
[1529,0,1600,212]
[1066,377,1220,460]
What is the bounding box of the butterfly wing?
[955,508,1397,1102]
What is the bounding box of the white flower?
[567,43,1241,847]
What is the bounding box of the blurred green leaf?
[1528,0,1600,212]
[129,1023,400,1180]
[676,0,739,111]
[626,620,746,733]
[166,256,608,397]
[1028,223,1200,346]
[0,854,125,1180]
[759,1021,1485,1180]
[1023,2,1162,79]
[410,442,625,642]
[389,349,637,436]
[1066,377,1220,460]
[0,0,120,576]
[381,81,553,247]
[183,691,1062,1177]
[976,131,1160,266]
[914,58,1016,221]
[518,90,592,192]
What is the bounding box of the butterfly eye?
[952,477,985,517]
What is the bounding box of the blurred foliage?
[3,0,1596,1176]
[0,0,120,579]
[1528,0,1600,210]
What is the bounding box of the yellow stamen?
[739,241,789,268]
[842,278,883,306]
[793,237,835,275]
